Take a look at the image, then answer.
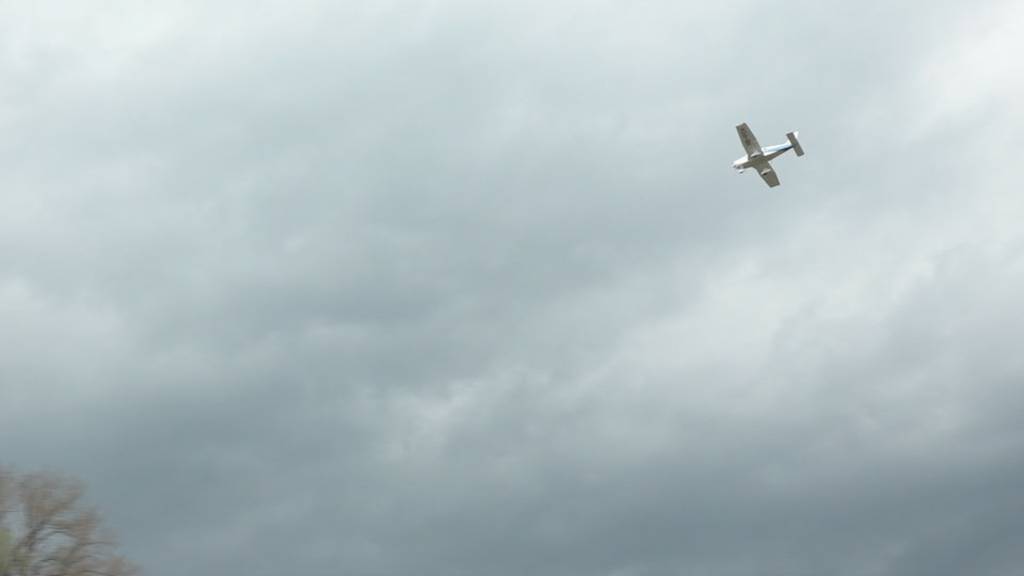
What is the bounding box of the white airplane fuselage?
[732,144,792,173]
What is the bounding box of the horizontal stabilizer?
[787,131,804,156]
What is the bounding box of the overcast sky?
[2,1,1024,575]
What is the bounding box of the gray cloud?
[2,1,1024,575]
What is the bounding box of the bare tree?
[0,468,137,576]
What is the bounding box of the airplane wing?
[736,123,762,157]
[755,161,780,187]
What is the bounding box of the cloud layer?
[3,1,1024,575]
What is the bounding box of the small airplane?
[733,123,804,187]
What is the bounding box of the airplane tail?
[787,131,804,157]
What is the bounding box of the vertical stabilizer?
[786,131,804,156]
